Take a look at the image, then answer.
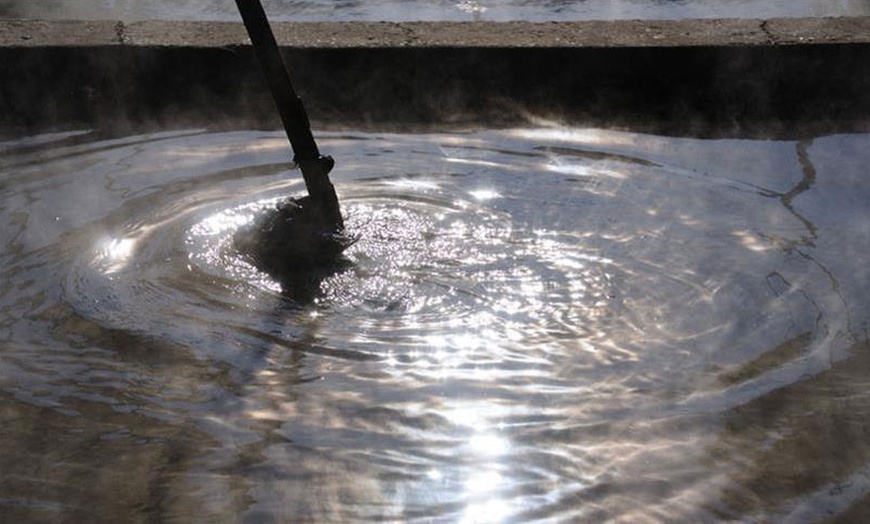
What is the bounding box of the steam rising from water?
[1,127,869,521]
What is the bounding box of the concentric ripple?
[1,128,869,522]
[114,161,627,370]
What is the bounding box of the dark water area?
[1,127,870,522]
[1,0,869,22]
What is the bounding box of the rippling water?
[1,127,869,522]
[1,0,869,21]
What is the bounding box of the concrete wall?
[2,19,869,138]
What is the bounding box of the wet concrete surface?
[1,18,869,137]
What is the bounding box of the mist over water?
[1,127,870,521]
[1,0,869,21]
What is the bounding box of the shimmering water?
[1,0,869,22]
[1,127,869,522]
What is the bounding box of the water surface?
[1,127,869,522]
[1,0,869,22]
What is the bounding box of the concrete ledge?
[1,18,869,49]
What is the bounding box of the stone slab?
[2,18,869,49]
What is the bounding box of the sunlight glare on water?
[94,236,138,275]
[0,127,869,522]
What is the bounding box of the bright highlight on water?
[1,127,868,521]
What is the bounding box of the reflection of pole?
[234,0,343,230]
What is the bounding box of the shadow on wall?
[1,44,869,138]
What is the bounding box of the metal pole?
[234,0,343,229]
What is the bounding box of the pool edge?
[2,18,870,48]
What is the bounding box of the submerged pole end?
[297,155,344,231]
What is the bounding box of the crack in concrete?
[114,21,127,44]
[760,20,777,45]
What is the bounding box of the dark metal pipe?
[234,0,343,229]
